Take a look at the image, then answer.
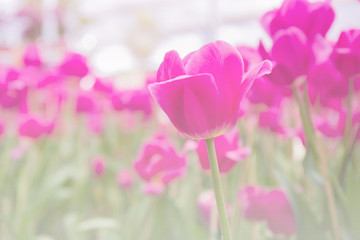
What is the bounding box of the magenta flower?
[117,169,133,189]
[266,27,313,86]
[134,135,186,194]
[332,29,360,77]
[262,189,296,236]
[92,156,106,176]
[0,120,4,136]
[196,129,251,173]
[261,0,335,40]
[59,53,89,78]
[23,44,42,67]
[76,93,95,113]
[111,88,153,118]
[18,115,55,139]
[238,186,267,221]
[259,110,289,136]
[149,41,272,139]
[239,186,296,236]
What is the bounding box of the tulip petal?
[240,60,273,100]
[157,50,185,82]
[149,73,221,139]
[185,41,244,127]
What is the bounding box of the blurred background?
[1,0,360,85]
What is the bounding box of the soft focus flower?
[238,186,267,221]
[92,156,106,177]
[258,110,290,136]
[262,189,296,236]
[117,169,133,189]
[261,0,335,40]
[18,115,55,139]
[134,135,186,194]
[111,88,153,118]
[196,129,251,173]
[332,29,360,78]
[266,27,313,86]
[0,120,4,136]
[149,41,272,139]
[23,44,42,67]
[59,53,89,78]
[239,186,296,236]
[76,93,95,113]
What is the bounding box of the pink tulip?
[0,68,28,111]
[117,169,133,189]
[111,88,153,118]
[307,61,348,109]
[0,120,4,136]
[18,115,55,139]
[134,135,186,194]
[262,189,296,236]
[238,186,267,221]
[239,186,296,236]
[267,27,313,86]
[23,44,42,67]
[332,29,360,77]
[92,156,106,176]
[258,110,289,136]
[59,53,89,78]
[149,41,272,139]
[261,0,335,40]
[76,93,95,113]
[196,129,251,173]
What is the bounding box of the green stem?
[205,138,232,240]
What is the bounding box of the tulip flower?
[261,0,335,40]
[134,135,186,194]
[18,115,55,139]
[239,186,296,236]
[238,186,266,221]
[332,29,360,78]
[262,189,296,236]
[196,129,251,173]
[23,44,42,67]
[92,156,106,176]
[149,41,272,139]
[117,169,133,189]
[59,53,89,78]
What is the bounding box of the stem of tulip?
[205,138,233,240]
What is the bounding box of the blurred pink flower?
[117,169,133,189]
[134,135,186,194]
[258,110,290,136]
[59,53,89,78]
[238,46,287,107]
[18,115,55,139]
[196,129,251,173]
[92,156,106,176]
[238,186,267,221]
[239,186,296,236]
[23,44,42,67]
[0,120,4,136]
[261,0,335,40]
[262,189,296,236]
[149,41,272,139]
[0,68,28,111]
[111,88,153,118]
[76,93,95,113]
[266,27,313,86]
[332,29,360,78]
